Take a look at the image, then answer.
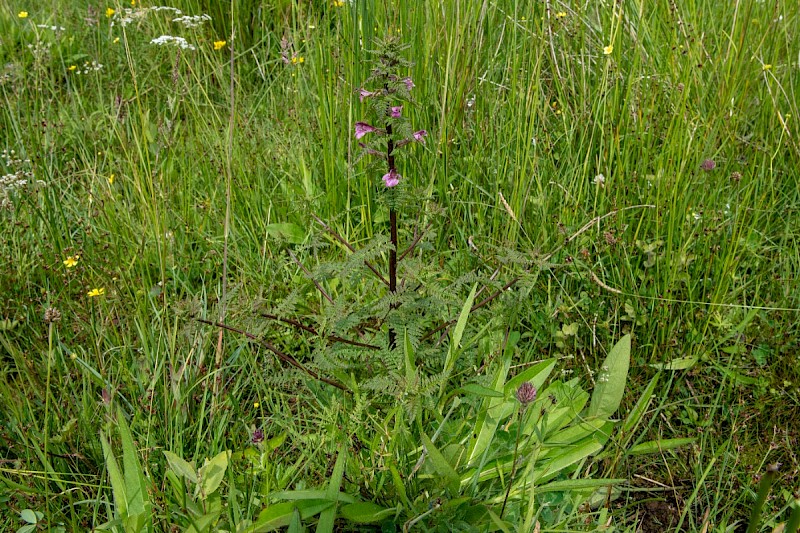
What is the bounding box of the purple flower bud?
[355,121,377,139]
[515,382,537,406]
[383,168,400,188]
[413,130,427,143]
[401,77,414,91]
[358,88,376,102]
[390,106,403,118]
[252,428,265,444]
[700,159,716,171]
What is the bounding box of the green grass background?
[1,0,798,530]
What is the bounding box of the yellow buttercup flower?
[291,56,304,64]
[333,0,345,6]
[87,288,105,297]
[63,256,79,268]
[113,37,120,44]
[253,402,260,408]
[108,174,115,185]
[68,65,77,71]
[18,11,29,18]
[213,40,226,50]
[603,44,613,55]
[762,64,772,71]
[106,7,115,18]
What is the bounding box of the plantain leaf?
[587,334,631,420]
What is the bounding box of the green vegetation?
[1,0,799,531]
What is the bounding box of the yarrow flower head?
[515,382,537,406]
[354,122,377,139]
[390,106,402,118]
[382,168,400,188]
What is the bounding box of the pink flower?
[390,106,402,118]
[401,77,414,91]
[358,88,376,102]
[382,168,400,188]
[413,130,427,143]
[700,159,716,171]
[355,122,377,139]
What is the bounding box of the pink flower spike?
[354,122,377,139]
[390,106,403,118]
[401,77,415,91]
[383,168,400,188]
[358,88,376,102]
[413,130,427,143]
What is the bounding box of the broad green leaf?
[627,438,695,456]
[100,430,127,517]
[459,383,504,398]
[287,508,304,533]
[467,333,516,464]
[185,511,218,533]
[533,438,604,483]
[536,478,626,493]
[587,334,631,420]
[421,433,460,495]
[20,509,40,524]
[264,223,305,244]
[266,433,287,452]
[339,502,395,524]
[163,450,198,484]
[115,408,150,521]
[389,464,411,508]
[503,358,556,396]
[195,450,230,500]
[269,490,356,503]
[316,447,347,533]
[248,501,333,532]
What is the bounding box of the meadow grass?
[1,0,799,531]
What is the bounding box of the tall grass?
[0,0,798,530]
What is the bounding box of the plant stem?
[501,405,525,518]
[387,121,398,349]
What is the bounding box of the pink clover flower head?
[358,88,376,102]
[383,168,401,188]
[390,106,403,118]
[354,121,377,139]
[413,130,428,143]
[515,382,537,406]
[401,77,415,91]
[700,158,716,171]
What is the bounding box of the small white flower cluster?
[75,60,104,74]
[150,35,196,51]
[111,6,183,27]
[1,149,37,208]
[172,14,211,28]
[593,173,606,187]
[37,24,66,32]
